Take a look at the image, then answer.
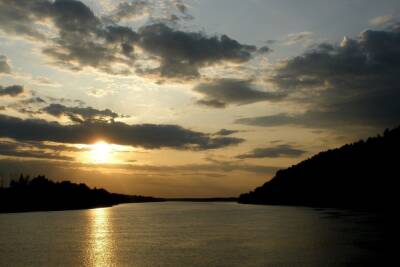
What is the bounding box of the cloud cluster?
[0,0,264,79]
[0,140,73,161]
[238,26,400,130]
[42,103,121,123]
[194,79,285,108]
[0,85,24,97]
[2,86,246,152]
[0,114,244,150]
[236,144,305,159]
[136,24,258,79]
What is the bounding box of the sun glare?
[90,141,111,163]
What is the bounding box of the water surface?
[0,202,384,266]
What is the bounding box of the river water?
[0,202,385,266]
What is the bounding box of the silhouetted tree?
[238,126,399,210]
[0,175,164,213]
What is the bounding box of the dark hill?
[0,175,164,213]
[238,127,399,209]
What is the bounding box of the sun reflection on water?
[89,208,115,267]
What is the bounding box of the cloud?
[241,26,400,130]
[213,129,240,136]
[105,0,193,24]
[0,55,11,74]
[172,0,193,20]
[107,1,149,22]
[0,85,24,97]
[194,79,286,108]
[284,31,313,46]
[20,140,87,152]
[196,99,226,108]
[6,95,48,117]
[257,46,271,54]
[0,114,244,150]
[42,103,121,123]
[136,24,258,79]
[236,113,296,127]
[22,96,46,104]
[0,0,264,79]
[174,0,188,14]
[0,141,73,161]
[42,1,138,74]
[0,0,137,74]
[236,145,306,159]
[0,0,52,40]
[369,15,397,28]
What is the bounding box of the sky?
[0,0,399,197]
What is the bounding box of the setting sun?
[90,141,112,163]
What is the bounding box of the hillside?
[238,127,399,209]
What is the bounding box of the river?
[0,202,385,266]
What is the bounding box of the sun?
[90,141,112,163]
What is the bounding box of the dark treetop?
[238,126,399,210]
[0,175,164,213]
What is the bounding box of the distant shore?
[0,175,164,214]
[166,197,237,202]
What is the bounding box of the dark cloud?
[0,85,24,97]
[194,79,286,108]
[0,55,11,73]
[241,27,400,130]
[196,99,226,108]
[213,129,240,136]
[42,103,121,123]
[0,114,244,150]
[0,141,73,161]
[137,24,258,79]
[236,145,306,159]
[21,141,87,153]
[0,0,264,79]
[0,0,136,74]
[0,0,52,40]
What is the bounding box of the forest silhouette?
[0,175,163,213]
[238,126,399,209]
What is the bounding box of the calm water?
[0,202,385,267]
